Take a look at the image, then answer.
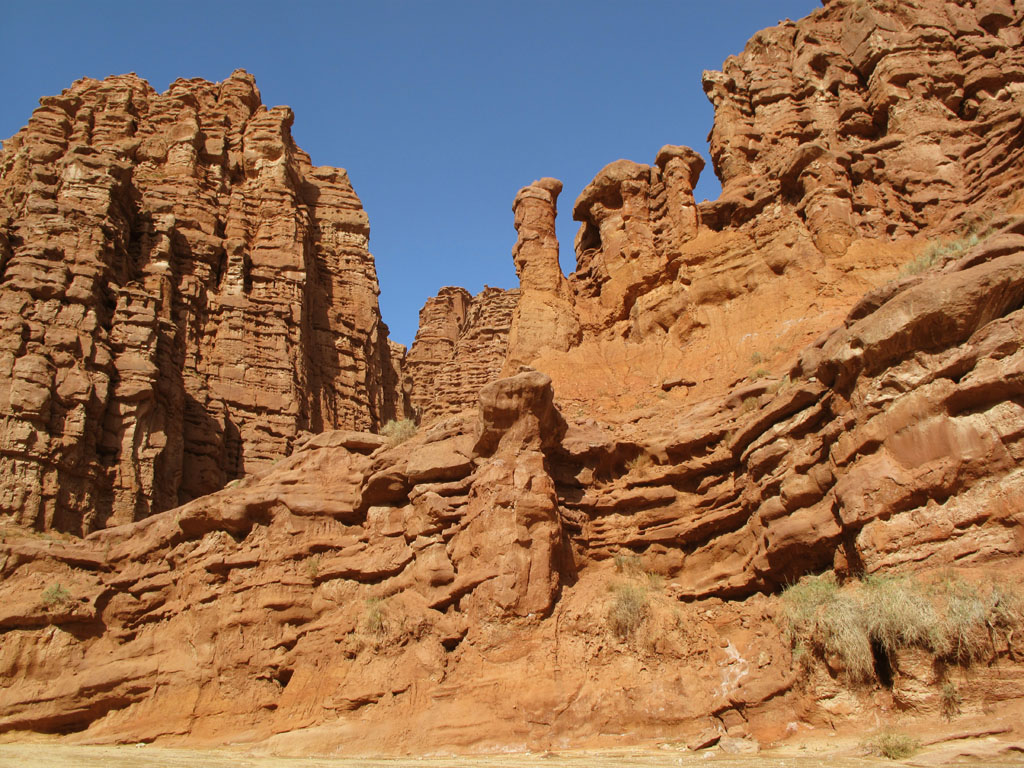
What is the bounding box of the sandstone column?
[504,178,580,371]
[655,144,704,242]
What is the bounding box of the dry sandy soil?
[2,734,1024,768]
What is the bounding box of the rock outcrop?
[0,71,399,533]
[2,219,1024,749]
[701,0,1024,245]
[406,0,1024,423]
[4,0,1024,758]
[405,285,519,424]
[504,178,579,370]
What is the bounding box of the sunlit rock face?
[4,0,1024,756]
[0,70,400,533]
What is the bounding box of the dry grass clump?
[41,583,71,609]
[381,418,417,445]
[625,453,654,474]
[941,681,962,720]
[613,552,643,574]
[864,574,945,658]
[781,572,1022,682]
[901,228,992,276]
[862,731,920,760]
[364,597,388,636]
[607,582,648,640]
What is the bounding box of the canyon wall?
[2,0,1024,756]
[405,285,519,424]
[407,0,1024,422]
[2,215,1024,748]
[0,70,399,534]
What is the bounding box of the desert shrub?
[607,583,648,640]
[625,453,653,474]
[381,418,417,445]
[863,731,920,760]
[304,556,320,581]
[937,577,988,662]
[783,573,1023,682]
[613,553,642,574]
[901,228,992,276]
[364,597,388,636]
[781,572,840,630]
[41,583,71,609]
[984,581,1023,632]
[863,575,944,657]
[941,681,962,720]
[751,367,770,380]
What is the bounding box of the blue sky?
[2,1,820,347]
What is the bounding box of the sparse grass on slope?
[782,572,1022,681]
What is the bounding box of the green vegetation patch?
[41,583,71,609]
[381,418,417,445]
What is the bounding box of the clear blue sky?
[2,1,820,347]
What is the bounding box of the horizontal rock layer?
[2,223,1024,746]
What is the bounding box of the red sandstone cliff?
[0,71,401,534]
[2,0,1024,758]
[407,0,1024,424]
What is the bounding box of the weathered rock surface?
[407,0,1024,424]
[4,0,1024,758]
[405,285,519,424]
[3,234,1024,747]
[0,71,399,533]
[504,178,580,370]
[701,0,1024,245]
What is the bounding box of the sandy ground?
[2,737,1023,768]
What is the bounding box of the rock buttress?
[701,0,1024,246]
[0,71,397,533]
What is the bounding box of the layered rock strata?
[701,0,1024,245]
[405,285,519,424]
[0,71,397,533]
[409,0,1024,421]
[557,213,1024,598]
[2,221,1024,748]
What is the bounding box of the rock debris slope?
[2,0,1024,756]
[0,71,401,534]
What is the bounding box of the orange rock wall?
[406,285,519,424]
[0,71,398,533]
[701,0,1024,245]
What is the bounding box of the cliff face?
[405,285,519,423]
[2,221,1023,748]
[3,0,1024,757]
[405,0,1024,423]
[0,71,398,534]
[702,0,1024,245]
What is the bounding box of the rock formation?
[0,71,399,534]
[504,177,580,370]
[2,218,1024,749]
[407,0,1024,424]
[701,0,1024,245]
[405,285,519,424]
[3,0,1024,758]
